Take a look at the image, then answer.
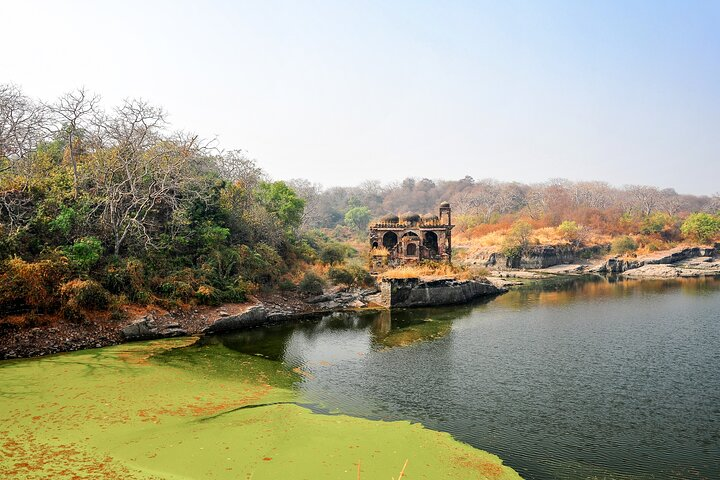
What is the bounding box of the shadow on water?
[204,295,496,359]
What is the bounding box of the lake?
[207,276,720,479]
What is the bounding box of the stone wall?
[379,278,504,308]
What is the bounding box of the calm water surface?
[206,276,720,479]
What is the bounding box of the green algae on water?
[0,338,521,479]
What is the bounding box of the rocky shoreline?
[475,244,720,281]
[1,278,505,360]
[0,287,384,360]
[3,246,717,361]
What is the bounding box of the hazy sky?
[4,0,720,194]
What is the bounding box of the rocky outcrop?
[201,288,382,334]
[379,278,505,308]
[121,314,188,341]
[202,306,268,334]
[640,246,715,265]
[590,246,717,274]
[485,245,609,269]
[621,257,720,278]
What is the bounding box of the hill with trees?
[291,175,720,257]
[0,85,365,324]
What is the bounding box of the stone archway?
[406,243,417,256]
[424,231,439,256]
[382,231,398,249]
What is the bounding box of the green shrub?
[502,220,533,258]
[320,243,348,265]
[133,290,152,305]
[159,281,195,301]
[347,264,376,287]
[680,213,720,243]
[329,266,354,285]
[298,272,325,295]
[102,258,147,301]
[641,212,672,235]
[344,206,372,231]
[64,237,103,273]
[611,236,638,255]
[278,279,297,291]
[218,284,247,304]
[557,220,579,243]
[195,285,220,305]
[237,243,286,285]
[49,206,78,236]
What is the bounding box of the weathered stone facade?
[369,202,454,269]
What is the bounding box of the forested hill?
[291,177,719,231]
[0,85,359,320]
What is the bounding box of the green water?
[0,337,520,479]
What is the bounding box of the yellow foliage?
[379,262,487,281]
[0,256,69,312]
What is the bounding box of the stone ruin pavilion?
[369,202,453,269]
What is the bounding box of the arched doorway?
[382,231,398,249]
[424,231,439,256]
[406,243,417,256]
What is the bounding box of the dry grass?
[370,246,390,257]
[456,225,615,252]
[380,263,456,279]
[378,262,488,281]
[288,262,330,283]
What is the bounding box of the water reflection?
[209,303,483,363]
[205,276,720,480]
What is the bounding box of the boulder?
[380,278,504,308]
[202,306,268,334]
[121,315,188,341]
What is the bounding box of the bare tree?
[657,188,681,216]
[570,181,612,209]
[213,149,265,186]
[0,84,50,176]
[0,189,33,234]
[706,193,720,214]
[524,184,548,220]
[50,88,100,198]
[625,185,662,216]
[287,178,323,229]
[87,99,203,255]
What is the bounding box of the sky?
[3,0,720,194]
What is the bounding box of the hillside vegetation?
[0,85,368,324]
[291,173,720,258]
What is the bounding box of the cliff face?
[379,278,504,308]
[485,245,609,269]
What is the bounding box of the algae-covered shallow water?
[208,276,720,479]
[0,327,519,478]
